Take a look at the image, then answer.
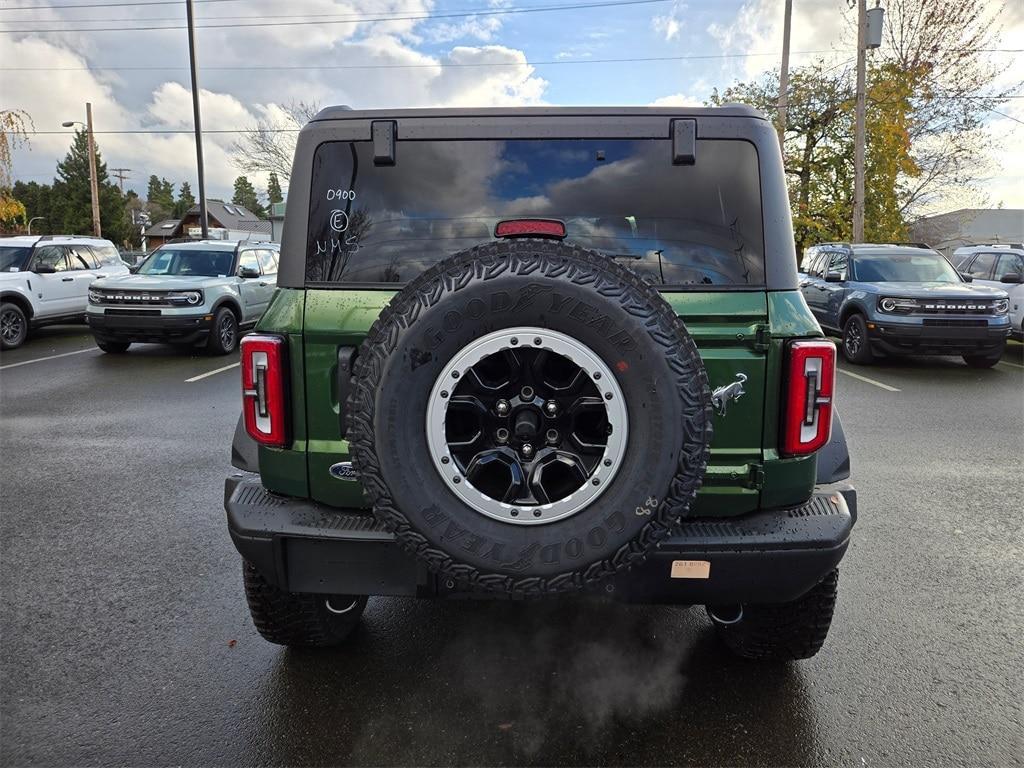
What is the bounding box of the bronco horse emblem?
[711,373,748,416]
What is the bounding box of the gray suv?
[800,243,1011,367]
[86,239,279,354]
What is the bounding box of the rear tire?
[0,302,29,350]
[707,569,839,661]
[841,314,874,365]
[962,347,1003,369]
[96,340,130,354]
[242,560,367,647]
[207,307,238,355]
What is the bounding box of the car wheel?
[96,340,130,354]
[962,347,1004,369]
[0,302,29,350]
[707,569,839,661]
[243,560,366,647]
[841,314,874,365]
[207,307,238,355]
[346,238,713,596]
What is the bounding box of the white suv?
[0,235,130,350]
[953,244,1024,340]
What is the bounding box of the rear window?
[305,138,765,287]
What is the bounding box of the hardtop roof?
[311,104,766,122]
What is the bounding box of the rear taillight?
[241,334,288,448]
[781,340,836,456]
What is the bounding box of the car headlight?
[993,298,1009,314]
[879,297,918,312]
[167,290,203,306]
[88,289,104,304]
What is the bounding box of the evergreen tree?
[51,129,125,242]
[266,172,283,206]
[232,175,265,217]
[146,175,175,220]
[12,180,52,234]
[173,181,195,218]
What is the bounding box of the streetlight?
[61,102,102,237]
[27,216,44,235]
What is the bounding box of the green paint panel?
[256,287,825,519]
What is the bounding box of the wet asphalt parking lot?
[1,325,1022,767]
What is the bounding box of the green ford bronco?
[226,106,856,661]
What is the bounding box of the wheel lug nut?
[544,400,558,417]
[496,399,510,415]
[521,443,534,458]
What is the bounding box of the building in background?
[141,200,272,251]
[269,201,286,243]
[911,209,1024,256]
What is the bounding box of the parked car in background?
[86,239,279,355]
[951,244,1024,341]
[800,243,1011,367]
[118,250,150,267]
[0,235,131,350]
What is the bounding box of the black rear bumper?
[225,476,856,605]
[87,311,213,344]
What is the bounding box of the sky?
[2,0,1022,213]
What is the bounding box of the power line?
[19,95,1023,136]
[0,0,576,21]
[0,50,853,71]
[0,0,671,33]
[2,50,1021,73]
[988,108,1024,126]
[0,0,243,10]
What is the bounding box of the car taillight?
[781,340,836,457]
[241,334,288,448]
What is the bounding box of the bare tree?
[877,0,1016,215]
[1,109,34,189]
[230,101,320,182]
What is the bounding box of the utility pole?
[111,168,131,192]
[853,0,884,242]
[853,0,867,242]
[776,0,793,151]
[185,0,209,239]
[86,103,101,237]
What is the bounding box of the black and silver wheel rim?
[219,314,236,349]
[844,321,862,357]
[1,309,24,345]
[426,327,628,525]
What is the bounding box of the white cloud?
[4,13,548,201]
[648,93,705,107]
[652,0,687,41]
[707,0,851,78]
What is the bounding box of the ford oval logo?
[329,461,357,481]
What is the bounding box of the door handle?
[61,277,74,282]
[799,280,811,287]
[96,274,108,279]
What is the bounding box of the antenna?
[111,168,132,192]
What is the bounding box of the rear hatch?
[294,115,772,516]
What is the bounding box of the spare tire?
[347,239,712,595]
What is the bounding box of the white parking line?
[996,360,1023,370]
[185,362,240,383]
[0,347,97,371]
[836,367,901,392]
